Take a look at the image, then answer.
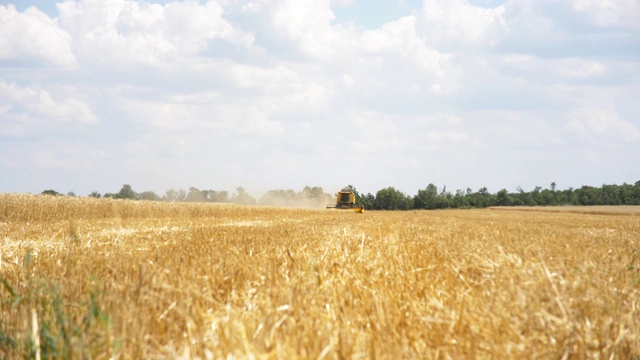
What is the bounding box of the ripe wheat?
[1,194,638,358]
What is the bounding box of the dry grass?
[1,194,639,359]
[490,205,640,216]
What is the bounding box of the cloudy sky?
[1,0,639,198]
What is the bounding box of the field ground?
[490,205,640,215]
[1,195,639,359]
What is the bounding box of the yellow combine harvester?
[326,190,364,213]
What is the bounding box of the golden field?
[1,194,639,359]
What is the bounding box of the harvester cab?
[326,190,364,213]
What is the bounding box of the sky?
[1,0,639,198]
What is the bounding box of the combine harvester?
[326,189,364,213]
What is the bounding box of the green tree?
[414,183,438,209]
[299,186,329,207]
[511,186,527,206]
[530,186,543,205]
[164,188,186,202]
[206,190,229,203]
[619,183,637,205]
[374,187,413,210]
[556,188,575,205]
[232,187,256,205]
[601,184,620,205]
[539,189,555,206]
[496,189,511,206]
[436,185,452,209]
[452,189,470,208]
[359,193,375,210]
[88,191,101,198]
[575,186,600,205]
[185,187,207,202]
[41,189,62,196]
[467,187,493,208]
[634,181,640,204]
[139,191,160,201]
[115,184,137,200]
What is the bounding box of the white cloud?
[0,0,638,195]
[570,0,640,29]
[30,143,106,170]
[240,0,351,59]
[31,149,74,169]
[350,112,403,152]
[416,0,506,49]
[116,94,284,138]
[501,55,607,80]
[330,0,356,6]
[270,0,336,40]
[224,63,301,90]
[360,15,451,77]
[0,104,24,137]
[500,1,555,36]
[266,81,333,117]
[56,0,254,67]
[0,4,76,66]
[339,14,457,105]
[425,130,471,143]
[342,73,355,88]
[0,79,98,124]
[565,107,639,143]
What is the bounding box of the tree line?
[41,185,331,208]
[40,181,640,210]
[350,182,640,210]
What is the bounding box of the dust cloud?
[258,187,334,209]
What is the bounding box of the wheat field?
[1,194,639,359]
